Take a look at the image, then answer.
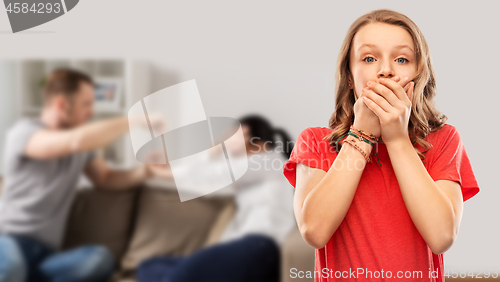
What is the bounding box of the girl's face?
[349,22,417,100]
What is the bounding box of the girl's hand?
[352,77,401,137]
[362,76,414,145]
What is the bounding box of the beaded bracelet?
[350,125,380,142]
[348,132,382,166]
[348,132,374,146]
[334,126,382,166]
[343,137,371,162]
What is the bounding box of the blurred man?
[0,68,160,282]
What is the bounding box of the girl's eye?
[362,56,375,63]
[362,56,409,64]
[396,57,409,64]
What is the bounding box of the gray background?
[0,0,498,273]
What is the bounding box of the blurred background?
[0,0,498,279]
[0,59,149,170]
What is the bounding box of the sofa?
[0,178,492,282]
[58,178,315,282]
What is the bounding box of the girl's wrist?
[352,123,379,138]
[345,135,373,156]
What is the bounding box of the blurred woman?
[138,114,296,282]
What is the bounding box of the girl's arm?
[294,134,372,249]
[362,77,463,254]
[294,77,398,249]
[386,139,463,254]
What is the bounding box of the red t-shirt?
[283,124,480,282]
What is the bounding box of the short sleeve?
[4,119,42,161]
[428,125,480,202]
[283,128,325,188]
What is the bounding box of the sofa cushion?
[62,187,139,262]
[119,185,234,274]
[281,225,316,282]
[201,197,236,248]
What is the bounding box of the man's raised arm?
[25,116,130,160]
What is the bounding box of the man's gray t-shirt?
[0,118,95,251]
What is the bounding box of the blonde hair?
[325,9,447,162]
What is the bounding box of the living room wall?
[0,0,498,276]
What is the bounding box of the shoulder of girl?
[436,123,458,139]
[300,126,331,136]
[426,123,459,149]
[298,127,327,143]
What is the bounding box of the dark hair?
[238,114,294,159]
[42,68,93,100]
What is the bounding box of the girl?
[283,9,480,282]
[139,114,296,282]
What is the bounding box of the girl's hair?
[238,114,294,159]
[325,9,447,161]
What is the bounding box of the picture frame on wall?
[93,77,122,113]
